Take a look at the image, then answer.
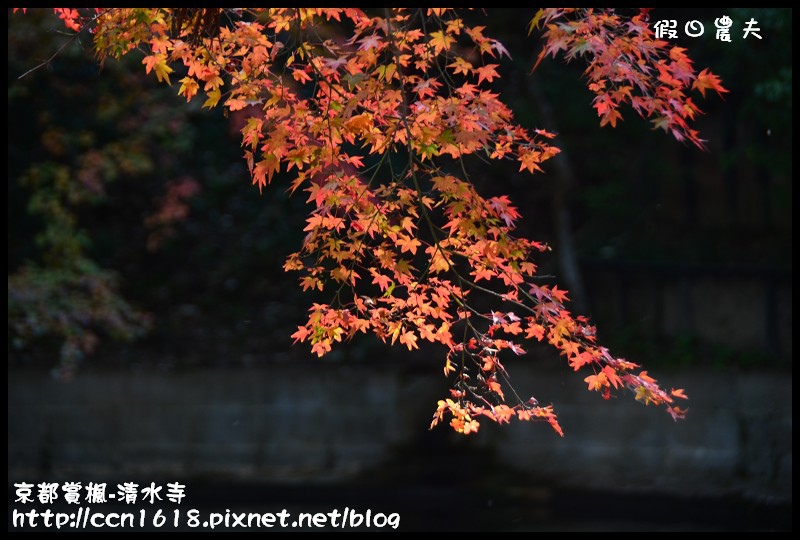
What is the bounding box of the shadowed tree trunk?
[528,76,589,314]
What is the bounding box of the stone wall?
[7,364,791,501]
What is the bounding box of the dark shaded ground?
[8,480,792,532]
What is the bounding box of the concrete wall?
[582,262,793,361]
[7,364,791,501]
[487,365,792,501]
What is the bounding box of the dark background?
[8,9,792,531]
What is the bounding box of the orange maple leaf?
[399,330,419,350]
[487,377,504,399]
[670,388,689,400]
[692,68,729,98]
[475,63,500,84]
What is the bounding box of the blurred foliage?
[8,10,314,373]
[7,11,168,373]
[8,264,149,377]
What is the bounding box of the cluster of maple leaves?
[26,8,728,435]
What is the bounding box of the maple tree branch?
[17,9,107,80]
[13,7,698,432]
